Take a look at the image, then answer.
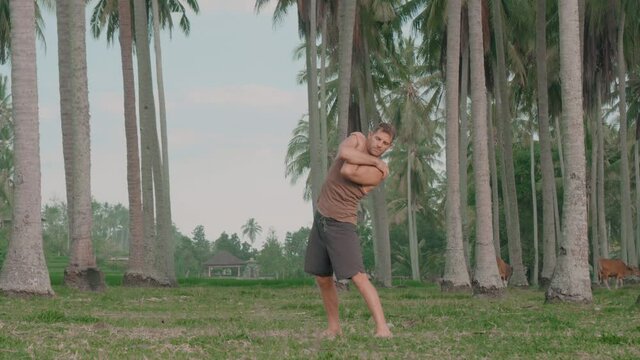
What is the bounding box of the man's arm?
[338,132,388,176]
[340,162,385,189]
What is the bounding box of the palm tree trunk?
[306,0,322,209]
[319,10,329,174]
[459,24,471,270]
[150,0,176,282]
[363,36,391,287]
[536,0,557,288]
[635,140,640,261]
[617,9,637,266]
[442,0,471,292]
[337,0,356,140]
[133,0,161,284]
[0,0,54,296]
[55,0,74,262]
[545,0,592,304]
[530,122,539,286]
[118,0,145,280]
[60,0,105,291]
[555,115,565,180]
[407,151,420,281]
[589,112,600,283]
[492,0,527,287]
[596,80,608,258]
[469,0,503,296]
[488,102,501,256]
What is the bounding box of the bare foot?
[374,328,393,338]
[319,328,342,339]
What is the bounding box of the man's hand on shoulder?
[374,159,389,179]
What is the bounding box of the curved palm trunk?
[442,0,471,292]
[469,0,503,297]
[151,0,176,285]
[118,0,145,280]
[617,10,637,266]
[61,0,105,291]
[492,0,527,287]
[306,0,322,209]
[536,0,557,287]
[0,0,53,296]
[545,0,592,304]
[337,0,356,140]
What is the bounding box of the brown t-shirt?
[316,158,366,224]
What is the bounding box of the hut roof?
[203,251,247,266]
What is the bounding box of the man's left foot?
[374,329,392,338]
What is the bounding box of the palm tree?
[0,0,53,296]
[242,218,263,245]
[536,0,557,287]
[441,0,471,292]
[90,0,198,287]
[616,3,637,266]
[116,0,145,283]
[384,37,442,282]
[545,0,592,304]
[56,0,105,291]
[336,0,356,140]
[468,0,503,297]
[491,0,528,287]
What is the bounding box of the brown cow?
[496,257,512,287]
[598,258,640,289]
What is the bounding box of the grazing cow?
[598,258,640,289]
[496,257,513,286]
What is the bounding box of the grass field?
[0,260,639,359]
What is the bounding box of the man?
[304,122,395,338]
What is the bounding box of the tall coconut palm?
[116,0,144,283]
[0,0,53,296]
[536,0,557,287]
[545,0,592,304]
[133,0,163,286]
[57,0,105,291]
[242,218,263,245]
[150,0,177,286]
[491,0,528,287]
[468,0,503,297]
[441,0,471,292]
[616,3,637,266]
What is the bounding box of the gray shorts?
[304,212,364,280]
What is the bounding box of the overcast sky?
[1,0,313,248]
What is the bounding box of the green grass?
[1,280,639,359]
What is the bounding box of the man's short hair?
[373,122,396,141]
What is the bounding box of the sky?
[1,0,313,248]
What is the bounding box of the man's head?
[366,123,395,157]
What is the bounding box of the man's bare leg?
[351,272,392,338]
[316,276,342,337]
